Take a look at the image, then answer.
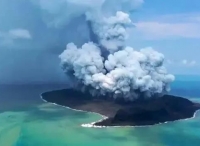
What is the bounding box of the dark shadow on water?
[0,84,67,113]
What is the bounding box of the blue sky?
[128,0,200,74]
[142,0,200,14]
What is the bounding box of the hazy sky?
[0,0,89,84]
[129,0,200,74]
[0,0,199,84]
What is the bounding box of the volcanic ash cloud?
[59,1,175,101]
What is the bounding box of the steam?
[86,11,133,53]
[59,0,175,100]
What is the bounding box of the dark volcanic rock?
[95,95,200,126]
[41,89,123,117]
[41,89,200,127]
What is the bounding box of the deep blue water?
[171,75,200,98]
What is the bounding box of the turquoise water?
[0,80,200,146]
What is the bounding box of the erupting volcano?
[41,0,200,127]
[59,10,175,101]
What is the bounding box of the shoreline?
[40,90,200,128]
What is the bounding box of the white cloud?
[8,29,31,39]
[165,59,197,67]
[0,29,31,46]
[181,59,197,66]
[135,22,200,39]
[182,59,188,65]
[133,13,200,39]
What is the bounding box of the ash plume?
[59,0,175,101]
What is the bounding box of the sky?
[0,0,199,84]
[128,0,200,74]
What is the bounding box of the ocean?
[0,76,200,146]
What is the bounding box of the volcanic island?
[41,89,200,127]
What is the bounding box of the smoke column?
[59,0,175,101]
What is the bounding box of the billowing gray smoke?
[59,0,175,101]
